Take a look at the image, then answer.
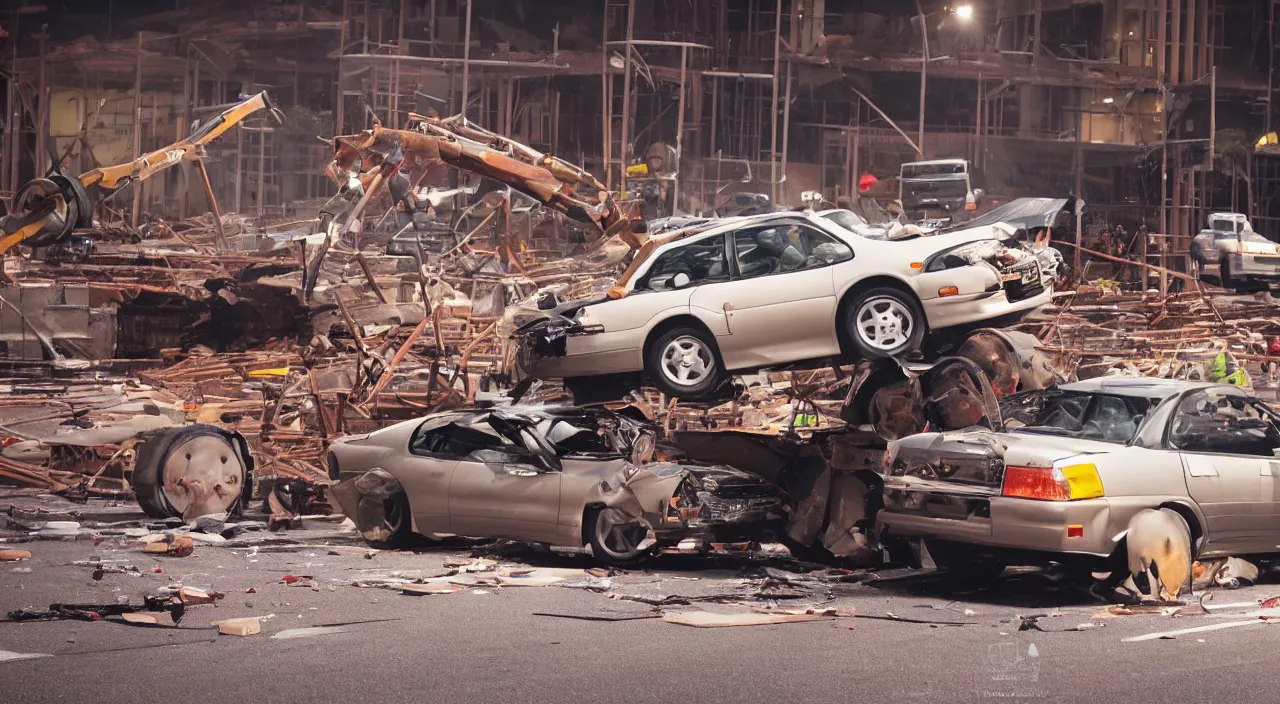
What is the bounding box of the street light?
[915,2,976,158]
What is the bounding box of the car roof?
[1058,377,1228,398]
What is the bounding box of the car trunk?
[882,431,1117,524]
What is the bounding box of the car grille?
[1252,255,1280,266]
[695,492,784,523]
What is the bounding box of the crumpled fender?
[330,469,403,543]
[594,461,688,532]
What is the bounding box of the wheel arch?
[641,313,724,366]
[835,275,927,355]
[581,502,605,546]
[1156,500,1206,553]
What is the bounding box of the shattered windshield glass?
[1002,390,1152,444]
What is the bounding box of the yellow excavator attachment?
[0,91,280,257]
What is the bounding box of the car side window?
[1169,390,1280,458]
[732,224,852,278]
[635,234,729,292]
[410,419,507,458]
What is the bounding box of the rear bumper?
[923,285,1052,331]
[877,496,1116,558]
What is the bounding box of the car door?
[619,232,732,338]
[448,458,563,543]
[446,417,564,544]
[1170,388,1280,554]
[689,222,848,370]
[394,419,467,535]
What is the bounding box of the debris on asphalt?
[398,583,462,596]
[141,534,194,557]
[534,611,662,622]
[271,626,353,640]
[662,609,836,628]
[215,617,264,636]
[0,549,31,561]
[1193,557,1260,590]
[4,587,225,624]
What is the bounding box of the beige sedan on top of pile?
[514,209,1054,399]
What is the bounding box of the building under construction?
[1,0,1278,268]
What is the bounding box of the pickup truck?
[1189,213,1280,292]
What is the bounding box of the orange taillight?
[1001,465,1070,501]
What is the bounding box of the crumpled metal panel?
[954,196,1080,234]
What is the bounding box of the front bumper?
[877,495,1116,558]
[1227,252,1280,282]
[923,284,1052,331]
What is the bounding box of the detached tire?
[645,326,724,399]
[132,424,253,519]
[845,287,925,359]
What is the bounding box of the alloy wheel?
[594,508,648,560]
[660,335,714,387]
[856,296,915,352]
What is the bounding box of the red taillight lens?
[1001,465,1070,501]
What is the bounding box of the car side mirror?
[671,272,692,289]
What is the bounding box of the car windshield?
[820,210,867,231]
[1002,390,1153,444]
[902,162,967,177]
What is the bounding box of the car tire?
[132,424,252,519]
[364,489,417,549]
[845,287,925,359]
[587,507,650,565]
[645,326,724,399]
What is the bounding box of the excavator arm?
[323,115,628,242]
[0,91,280,256]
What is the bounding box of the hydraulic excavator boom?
[0,91,280,257]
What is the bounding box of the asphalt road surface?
[3,527,1279,704]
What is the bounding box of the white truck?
[1189,213,1280,292]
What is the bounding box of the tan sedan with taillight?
[875,377,1280,576]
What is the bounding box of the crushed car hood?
[599,460,787,531]
[952,196,1080,234]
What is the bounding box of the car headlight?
[923,240,1021,272]
[924,242,993,272]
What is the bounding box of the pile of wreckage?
[3,96,1280,593]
